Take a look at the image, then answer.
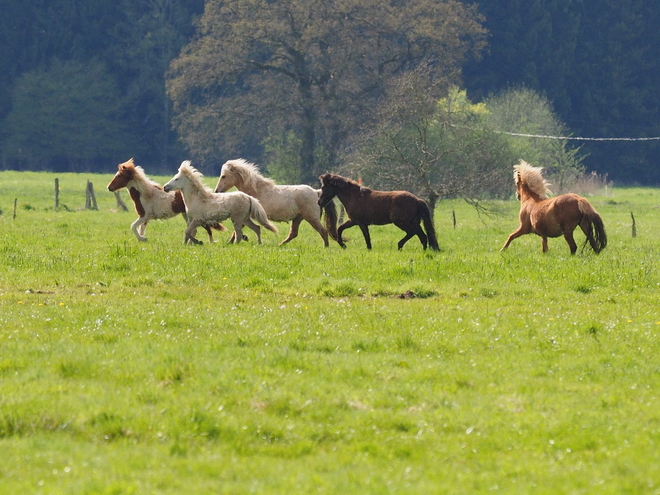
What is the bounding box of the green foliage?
[167,0,487,182]
[2,60,138,170]
[485,87,586,192]
[1,170,660,492]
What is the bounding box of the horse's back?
[350,190,420,225]
[259,184,319,221]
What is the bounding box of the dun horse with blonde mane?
[501,160,607,254]
[215,159,338,246]
[107,158,226,242]
[164,161,277,245]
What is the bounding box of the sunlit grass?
[1,171,660,493]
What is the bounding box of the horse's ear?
[225,163,235,172]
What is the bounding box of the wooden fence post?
[86,181,98,210]
[54,178,59,210]
[631,212,637,238]
[114,191,129,211]
[13,198,17,220]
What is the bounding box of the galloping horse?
[107,158,225,242]
[163,161,278,245]
[317,173,439,251]
[215,159,338,246]
[501,160,607,254]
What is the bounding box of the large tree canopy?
[167,0,486,181]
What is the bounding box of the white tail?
[249,197,278,233]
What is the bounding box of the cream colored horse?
[107,158,225,242]
[215,159,338,246]
[501,160,607,254]
[163,161,277,245]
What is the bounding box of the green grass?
[1,170,660,493]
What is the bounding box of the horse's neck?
[182,182,211,205]
[335,184,361,205]
[520,185,544,204]
[237,174,266,197]
[128,176,156,198]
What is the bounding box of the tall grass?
[1,170,659,493]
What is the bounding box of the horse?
[107,158,226,242]
[317,173,439,251]
[501,159,607,254]
[214,159,338,246]
[163,161,278,245]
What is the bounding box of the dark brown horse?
[317,173,439,251]
[501,160,607,254]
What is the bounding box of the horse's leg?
[358,224,372,250]
[303,215,329,247]
[337,220,356,249]
[280,216,303,245]
[563,230,578,255]
[500,227,526,251]
[185,220,203,245]
[541,236,549,253]
[396,223,427,250]
[131,217,148,242]
[202,224,214,243]
[579,219,598,252]
[242,218,262,244]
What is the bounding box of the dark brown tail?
[419,201,439,251]
[322,200,339,241]
[579,199,607,253]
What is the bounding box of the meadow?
[1,169,659,494]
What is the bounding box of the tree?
[167,0,487,181]
[2,60,138,171]
[485,87,585,192]
[343,72,515,214]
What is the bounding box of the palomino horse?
[317,173,439,251]
[107,158,226,242]
[215,159,338,246]
[501,160,607,254]
[163,161,278,245]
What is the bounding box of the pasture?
[1,170,659,494]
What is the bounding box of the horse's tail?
[248,197,278,233]
[419,200,440,251]
[209,222,227,232]
[322,199,339,241]
[578,198,607,254]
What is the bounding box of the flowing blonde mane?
[119,158,162,198]
[514,160,552,198]
[179,161,214,198]
[223,159,276,190]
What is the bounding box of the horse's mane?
[179,161,214,198]
[514,160,552,198]
[119,158,162,195]
[223,159,276,190]
[321,173,362,189]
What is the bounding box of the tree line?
[1,0,658,186]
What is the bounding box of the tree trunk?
[298,78,317,184]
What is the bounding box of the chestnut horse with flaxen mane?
[108,158,226,242]
[317,173,439,251]
[501,160,607,254]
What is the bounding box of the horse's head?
[107,158,135,192]
[162,172,182,193]
[317,173,337,207]
[215,161,238,193]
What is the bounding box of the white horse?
[163,161,278,245]
[214,159,338,246]
[107,158,226,242]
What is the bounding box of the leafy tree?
[485,87,585,192]
[2,60,138,171]
[343,71,515,214]
[167,0,487,181]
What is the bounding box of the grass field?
[1,170,659,494]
